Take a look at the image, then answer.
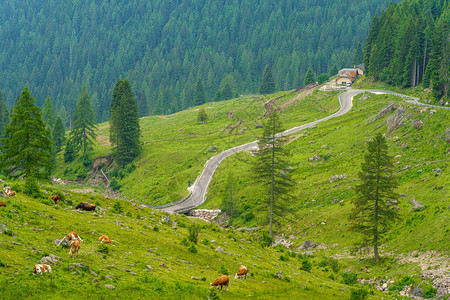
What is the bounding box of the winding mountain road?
[155,89,445,214]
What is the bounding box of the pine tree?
[0,91,9,139]
[58,105,68,128]
[303,67,316,85]
[221,82,233,100]
[63,138,76,163]
[259,65,275,94]
[109,78,141,167]
[67,85,97,159]
[0,87,53,178]
[53,115,66,153]
[253,112,295,237]
[353,42,364,65]
[221,172,235,219]
[42,96,56,130]
[349,134,399,262]
[193,78,207,106]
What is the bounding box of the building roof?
[356,63,364,71]
[338,68,358,81]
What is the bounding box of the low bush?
[342,272,358,285]
[187,244,197,254]
[300,259,312,272]
[350,288,368,300]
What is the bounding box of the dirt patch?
[69,188,95,194]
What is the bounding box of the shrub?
[300,259,312,272]
[188,224,200,244]
[0,261,5,267]
[202,239,210,245]
[259,232,274,247]
[219,264,229,275]
[388,276,415,292]
[342,272,358,285]
[280,254,289,262]
[153,225,159,232]
[98,244,109,255]
[109,178,121,191]
[187,244,197,254]
[113,201,123,214]
[82,156,93,167]
[181,237,190,246]
[126,212,132,218]
[350,288,369,300]
[423,285,437,298]
[208,287,220,300]
[24,177,43,198]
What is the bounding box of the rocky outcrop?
[299,240,317,250]
[190,209,221,221]
[410,198,424,211]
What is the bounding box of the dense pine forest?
[0,0,394,122]
[364,0,449,102]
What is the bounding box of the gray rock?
[0,224,8,233]
[146,265,153,271]
[106,275,113,281]
[130,272,137,276]
[12,242,21,245]
[90,269,98,276]
[160,264,167,268]
[92,279,99,283]
[410,198,425,211]
[410,287,424,297]
[72,263,85,268]
[332,199,339,204]
[308,155,321,162]
[255,124,263,129]
[208,146,218,152]
[104,285,115,290]
[215,246,226,254]
[276,271,284,280]
[304,251,315,256]
[191,276,203,280]
[40,254,62,265]
[300,240,317,250]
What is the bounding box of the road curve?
[155,89,446,213]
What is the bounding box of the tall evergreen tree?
[253,112,295,237]
[303,67,316,85]
[193,78,207,106]
[0,91,9,139]
[221,172,235,219]
[53,115,66,153]
[67,85,97,159]
[0,87,53,178]
[58,105,68,128]
[349,134,399,262]
[110,78,141,167]
[259,65,276,94]
[353,42,364,65]
[42,96,56,130]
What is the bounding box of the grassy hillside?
[56,87,340,206]
[0,187,396,299]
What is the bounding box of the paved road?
[156,89,448,213]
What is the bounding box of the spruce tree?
[349,134,399,262]
[353,42,364,65]
[67,85,97,159]
[53,115,66,153]
[259,65,275,94]
[0,87,53,178]
[0,91,9,139]
[221,173,235,219]
[193,78,207,106]
[197,108,208,123]
[42,96,56,130]
[58,105,68,128]
[109,78,141,167]
[253,112,295,237]
[221,82,233,100]
[303,67,316,85]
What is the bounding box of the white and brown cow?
[98,235,112,244]
[235,265,248,279]
[69,239,81,258]
[33,264,52,275]
[210,275,229,291]
[67,231,83,242]
[4,187,16,198]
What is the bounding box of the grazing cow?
[0,201,6,207]
[69,239,81,258]
[235,265,248,279]
[98,235,112,244]
[4,188,15,198]
[49,195,60,205]
[33,264,52,275]
[67,231,83,242]
[75,202,96,211]
[210,275,229,291]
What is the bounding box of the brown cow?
[98,235,112,244]
[210,275,229,291]
[67,231,83,242]
[33,264,52,275]
[69,240,81,258]
[235,265,248,279]
[0,201,6,207]
[75,202,96,211]
[49,195,60,205]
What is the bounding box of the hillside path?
[154,89,445,213]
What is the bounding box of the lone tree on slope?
[253,112,295,237]
[349,133,399,262]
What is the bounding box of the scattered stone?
[104,285,115,290]
[106,275,113,281]
[130,272,137,276]
[12,242,21,245]
[171,224,177,230]
[300,240,317,250]
[40,254,62,266]
[215,246,226,254]
[276,271,284,280]
[189,209,221,221]
[90,269,98,276]
[237,227,259,233]
[146,265,153,271]
[304,251,315,256]
[412,119,423,129]
[0,224,8,233]
[191,276,204,280]
[148,248,154,253]
[308,155,321,162]
[410,198,425,211]
[255,124,263,129]
[208,146,218,152]
[329,174,347,183]
[72,263,85,268]
[92,279,99,283]
[410,287,424,297]
[332,199,339,204]
[272,237,292,249]
[160,264,167,268]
